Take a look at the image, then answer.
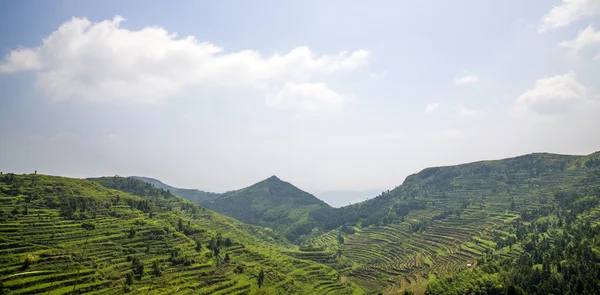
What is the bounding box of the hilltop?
[201,176,332,243]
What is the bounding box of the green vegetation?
[2,151,600,294]
[0,174,361,294]
[130,176,220,204]
[290,152,600,294]
[426,187,600,295]
[195,176,332,244]
[135,175,332,244]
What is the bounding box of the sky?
[1,0,599,197]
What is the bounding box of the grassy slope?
[0,174,363,295]
[296,152,600,294]
[201,176,332,244]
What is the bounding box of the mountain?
[130,176,220,204]
[316,189,382,207]
[201,176,331,243]
[0,174,362,294]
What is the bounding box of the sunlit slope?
[297,152,600,293]
[0,174,363,295]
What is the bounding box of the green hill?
[129,176,221,204]
[0,174,362,295]
[201,176,332,244]
[296,152,600,293]
[132,176,332,244]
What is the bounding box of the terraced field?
[0,175,363,294]
[341,215,501,293]
[298,153,600,294]
[2,152,599,294]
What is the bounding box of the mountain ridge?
[130,175,221,204]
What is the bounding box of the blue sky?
[1,0,599,197]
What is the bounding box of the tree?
[132,257,144,278]
[225,237,233,247]
[214,246,220,257]
[151,260,162,277]
[258,269,265,288]
[224,253,231,263]
[195,241,202,252]
[234,264,245,274]
[178,218,183,231]
[208,237,217,250]
[129,227,136,238]
[337,234,344,244]
[125,272,134,285]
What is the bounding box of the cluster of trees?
[53,195,106,219]
[88,176,174,199]
[426,269,524,295]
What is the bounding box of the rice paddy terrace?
[0,175,363,295]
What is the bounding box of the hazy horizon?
[1,0,599,194]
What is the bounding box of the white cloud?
[539,0,600,33]
[266,82,344,110]
[424,102,440,114]
[0,48,41,73]
[0,16,368,109]
[515,71,589,115]
[455,106,480,116]
[559,25,600,58]
[454,75,479,85]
